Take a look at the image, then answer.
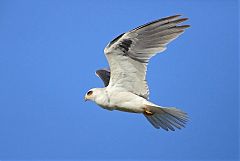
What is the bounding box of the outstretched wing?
[95,68,110,87]
[104,15,190,99]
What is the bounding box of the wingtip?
[162,14,181,21]
[170,17,189,25]
[177,25,191,29]
[183,24,191,28]
[173,14,182,17]
[180,17,189,21]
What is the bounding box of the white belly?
[108,91,147,113]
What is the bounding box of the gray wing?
[95,68,111,87]
[104,15,190,99]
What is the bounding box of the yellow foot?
[143,109,154,116]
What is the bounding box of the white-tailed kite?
[84,15,190,131]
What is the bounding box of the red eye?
[87,90,93,96]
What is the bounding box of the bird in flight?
[84,15,190,131]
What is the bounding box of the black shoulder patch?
[118,39,132,52]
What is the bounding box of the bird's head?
[84,88,102,102]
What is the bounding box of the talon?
[143,109,153,116]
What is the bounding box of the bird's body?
[84,15,190,131]
[93,87,152,113]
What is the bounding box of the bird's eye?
[87,90,93,96]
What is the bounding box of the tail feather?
[145,115,161,129]
[144,105,188,131]
[162,108,188,123]
[161,113,185,129]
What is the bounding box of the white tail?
[144,105,188,131]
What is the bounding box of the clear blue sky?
[0,0,239,160]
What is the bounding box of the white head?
[84,88,104,102]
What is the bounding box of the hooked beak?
[84,95,88,102]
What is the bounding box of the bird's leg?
[143,108,153,116]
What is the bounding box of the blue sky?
[0,0,239,160]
